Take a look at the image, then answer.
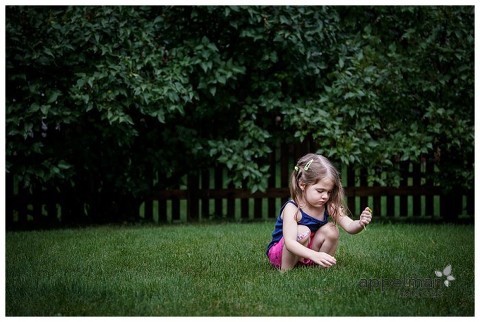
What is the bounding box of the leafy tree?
[6,6,473,223]
[287,6,474,191]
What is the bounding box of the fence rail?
[6,142,474,228]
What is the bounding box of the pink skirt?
[267,233,316,268]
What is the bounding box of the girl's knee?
[322,223,339,241]
[296,225,311,244]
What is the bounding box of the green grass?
[6,222,474,316]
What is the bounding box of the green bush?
[6,6,473,222]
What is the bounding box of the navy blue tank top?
[266,200,329,255]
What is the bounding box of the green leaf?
[47,90,62,103]
[157,111,165,123]
[44,48,55,58]
[217,75,227,85]
[57,160,71,170]
[40,105,49,115]
[200,62,210,73]
[209,87,216,96]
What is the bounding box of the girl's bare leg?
[281,225,311,271]
[311,222,339,256]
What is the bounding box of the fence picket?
[425,161,435,217]
[359,169,368,215]
[144,200,153,222]
[172,184,180,222]
[412,163,422,216]
[280,143,289,188]
[187,173,199,221]
[241,195,249,220]
[227,181,236,219]
[201,170,210,220]
[158,198,167,223]
[346,167,356,215]
[399,162,409,216]
[268,147,277,217]
[254,198,262,219]
[214,168,223,217]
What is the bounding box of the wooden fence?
[6,142,474,228]
[142,143,474,224]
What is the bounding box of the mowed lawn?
[6,222,474,316]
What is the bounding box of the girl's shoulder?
[281,200,302,222]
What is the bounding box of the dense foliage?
[6,6,474,222]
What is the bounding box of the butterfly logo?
[435,264,455,287]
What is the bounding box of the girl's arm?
[282,203,317,259]
[336,207,372,234]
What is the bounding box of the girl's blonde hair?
[289,153,348,221]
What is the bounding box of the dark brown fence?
[142,144,473,224]
[6,142,474,228]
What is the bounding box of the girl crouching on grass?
[266,153,372,271]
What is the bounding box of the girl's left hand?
[359,207,373,226]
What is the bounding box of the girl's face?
[301,177,335,209]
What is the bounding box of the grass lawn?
[6,222,474,316]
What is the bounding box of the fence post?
[268,147,277,218]
[280,143,289,190]
[32,194,42,225]
[214,168,223,218]
[399,162,409,217]
[172,181,180,222]
[187,172,199,221]
[359,169,368,213]
[143,166,154,222]
[158,198,167,223]
[425,161,434,217]
[46,195,58,225]
[440,192,461,222]
[466,189,474,218]
[240,178,249,220]
[6,174,14,228]
[372,170,381,217]
[201,169,210,220]
[227,181,235,219]
[144,200,153,222]
[254,198,262,219]
[347,167,356,215]
[412,162,422,217]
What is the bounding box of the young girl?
[266,153,372,271]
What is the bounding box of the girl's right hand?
[311,252,336,268]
